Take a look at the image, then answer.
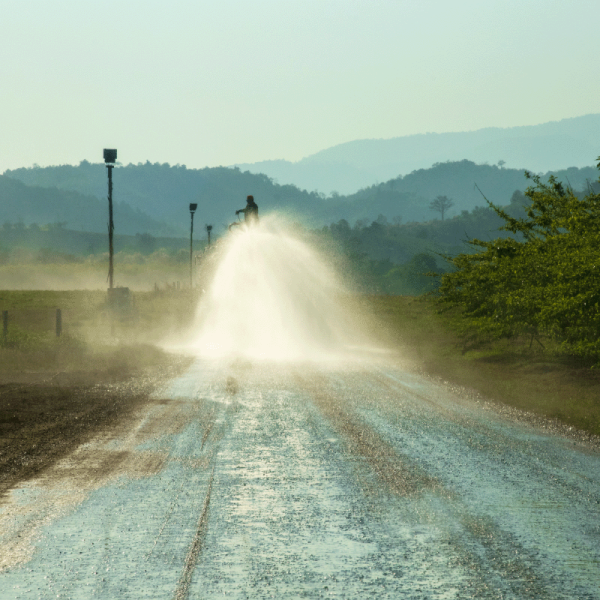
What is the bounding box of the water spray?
[186,216,362,361]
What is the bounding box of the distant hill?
[0,175,171,236]
[3,162,325,236]
[232,159,376,196]
[314,161,598,224]
[3,159,597,235]
[235,114,600,194]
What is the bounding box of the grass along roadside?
[367,295,600,437]
[0,289,199,376]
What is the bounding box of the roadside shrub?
[438,161,600,365]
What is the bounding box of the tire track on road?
[173,466,215,600]
[294,372,444,498]
[296,369,562,599]
[172,395,241,599]
[144,402,219,564]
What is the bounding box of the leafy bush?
[438,161,600,364]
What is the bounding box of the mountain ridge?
[235,114,600,194]
[3,159,597,237]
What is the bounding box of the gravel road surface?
[1,356,599,599]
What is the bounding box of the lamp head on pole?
[103,149,117,164]
[189,203,198,214]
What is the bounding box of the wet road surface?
[1,357,599,599]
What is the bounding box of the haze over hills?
[2,158,598,294]
[1,164,324,236]
[3,115,598,237]
[235,114,600,194]
[0,175,171,236]
[3,160,598,237]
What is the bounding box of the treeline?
[318,163,600,296]
[437,162,600,365]
[324,160,599,224]
[5,160,598,238]
[3,162,324,235]
[0,224,204,265]
[4,159,600,300]
[0,174,566,297]
[316,188,533,294]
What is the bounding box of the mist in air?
[186,216,367,361]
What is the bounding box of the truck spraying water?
[186,215,365,361]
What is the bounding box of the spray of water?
[186,215,365,361]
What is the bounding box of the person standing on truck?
[235,195,259,225]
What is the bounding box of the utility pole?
[104,149,117,289]
[189,203,197,288]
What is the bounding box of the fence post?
[56,309,62,337]
[2,311,7,343]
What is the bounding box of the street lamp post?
[103,149,117,289]
[206,224,213,247]
[189,203,197,288]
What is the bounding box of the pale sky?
[1,0,599,172]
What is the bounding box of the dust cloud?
[183,216,376,361]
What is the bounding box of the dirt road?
[1,356,599,599]
[0,356,191,502]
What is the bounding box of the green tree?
[429,195,454,221]
[438,162,600,363]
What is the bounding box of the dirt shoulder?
[366,295,600,438]
[0,347,193,501]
